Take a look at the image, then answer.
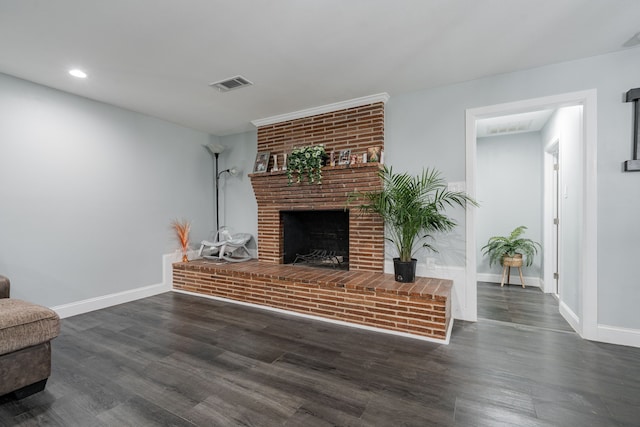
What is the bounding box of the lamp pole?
[204,143,226,233]
[205,143,237,234]
[214,152,220,231]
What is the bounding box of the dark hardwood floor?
[1,291,639,426]
[477,281,574,332]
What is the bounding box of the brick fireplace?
[250,101,386,271]
[173,96,454,342]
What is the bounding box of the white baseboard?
[52,282,169,319]
[559,300,580,333]
[173,289,452,344]
[597,324,640,348]
[476,273,542,288]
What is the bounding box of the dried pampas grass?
[171,219,191,262]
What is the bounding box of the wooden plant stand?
[500,254,525,288]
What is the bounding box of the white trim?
[581,92,598,340]
[476,273,542,289]
[465,90,598,341]
[559,300,580,332]
[52,282,168,319]
[597,324,640,348]
[251,93,390,127]
[173,289,452,344]
[465,108,478,321]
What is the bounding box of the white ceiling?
[1,0,639,136]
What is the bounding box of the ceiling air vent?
[487,119,533,135]
[209,75,253,92]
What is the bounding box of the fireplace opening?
[282,210,349,270]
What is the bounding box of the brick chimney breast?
[250,102,385,272]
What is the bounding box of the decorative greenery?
[348,166,477,262]
[286,145,327,185]
[171,219,191,262]
[481,225,541,267]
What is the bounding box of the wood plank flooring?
[1,290,639,426]
[477,281,574,332]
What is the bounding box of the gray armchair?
[0,275,9,299]
[0,275,60,399]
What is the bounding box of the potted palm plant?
[481,225,541,272]
[349,166,477,282]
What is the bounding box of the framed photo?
[367,146,381,163]
[338,149,351,165]
[253,151,270,173]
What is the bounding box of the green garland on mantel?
[286,145,327,185]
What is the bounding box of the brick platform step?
[173,259,453,342]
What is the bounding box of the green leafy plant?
[481,225,541,267]
[348,166,477,262]
[286,145,327,185]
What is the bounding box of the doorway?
[464,90,598,340]
[475,111,562,329]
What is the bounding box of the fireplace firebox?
[282,210,349,269]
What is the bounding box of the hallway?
[477,281,573,333]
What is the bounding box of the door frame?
[464,89,597,340]
[543,140,560,295]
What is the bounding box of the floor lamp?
[204,143,238,232]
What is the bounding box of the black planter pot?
[393,258,417,283]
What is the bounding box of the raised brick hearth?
[173,260,453,341]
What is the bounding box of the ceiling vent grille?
[487,119,533,135]
[209,75,253,92]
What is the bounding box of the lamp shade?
[204,143,225,155]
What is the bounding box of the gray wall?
[218,130,259,250]
[476,132,543,278]
[0,73,215,307]
[221,47,640,330]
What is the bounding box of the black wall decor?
[624,87,640,172]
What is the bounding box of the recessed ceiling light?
[68,69,87,79]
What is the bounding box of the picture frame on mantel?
[367,146,381,163]
[253,151,270,173]
[338,149,351,165]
